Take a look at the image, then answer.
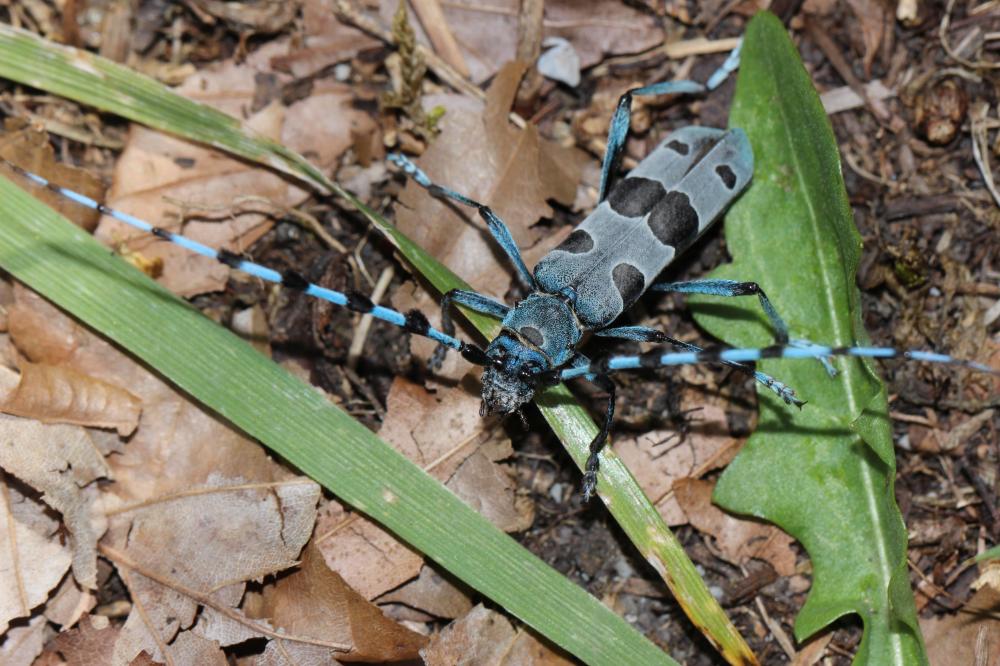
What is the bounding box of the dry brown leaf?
[613,404,741,526]
[921,587,1000,666]
[673,478,796,577]
[377,564,473,620]
[274,0,381,76]
[7,287,290,502]
[422,604,573,666]
[392,61,584,379]
[44,573,97,629]
[0,363,141,436]
[0,415,110,589]
[0,479,72,633]
[845,0,890,78]
[95,38,374,297]
[163,630,227,665]
[0,612,48,666]
[395,60,582,299]
[46,615,121,666]
[379,0,662,84]
[244,542,427,662]
[446,450,533,532]
[379,377,507,478]
[0,124,105,232]
[315,377,521,599]
[104,477,320,663]
[314,500,425,600]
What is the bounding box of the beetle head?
[479,332,559,416]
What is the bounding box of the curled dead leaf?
[0,416,109,589]
[673,478,796,577]
[244,543,427,662]
[0,480,72,633]
[0,363,141,436]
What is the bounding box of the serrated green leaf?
[692,13,927,665]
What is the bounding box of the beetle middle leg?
[430,289,510,369]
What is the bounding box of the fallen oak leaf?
[243,542,427,662]
[101,477,321,663]
[0,415,110,589]
[673,477,796,577]
[95,38,374,298]
[0,362,141,437]
[0,478,72,634]
[421,604,573,666]
[314,378,521,599]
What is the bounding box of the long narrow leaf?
[694,13,927,664]
[0,22,754,663]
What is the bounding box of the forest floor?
[0,0,998,664]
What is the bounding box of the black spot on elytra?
[607,177,666,218]
[556,229,594,254]
[519,326,544,347]
[716,164,737,189]
[666,140,689,155]
[612,263,645,306]
[647,190,699,248]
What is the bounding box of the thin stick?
[348,264,394,370]
[408,0,470,78]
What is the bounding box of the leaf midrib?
[767,40,900,660]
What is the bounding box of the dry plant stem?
[164,195,349,254]
[754,595,796,660]
[970,103,1000,209]
[334,0,527,129]
[347,264,394,370]
[941,0,1000,69]
[116,566,173,663]
[804,18,890,122]
[100,543,353,652]
[590,37,741,76]
[0,471,30,617]
[408,0,470,78]
[514,0,545,106]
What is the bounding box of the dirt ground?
[0,0,998,664]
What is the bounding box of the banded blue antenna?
[0,158,498,366]
[560,344,999,380]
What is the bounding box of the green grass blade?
[0,175,680,666]
[693,13,928,664]
[0,22,754,663]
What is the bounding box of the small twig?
[409,0,470,77]
[754,595,797,661]
[165,194,348,253]
[804,18,890,122]
[347,264,394,371]
[842,148,896,188]
[970,103,1000,209]
[334,0,527,129]
[100,543,352,652]
[940,0,1000,69]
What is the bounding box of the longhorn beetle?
[1,53,994,501]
